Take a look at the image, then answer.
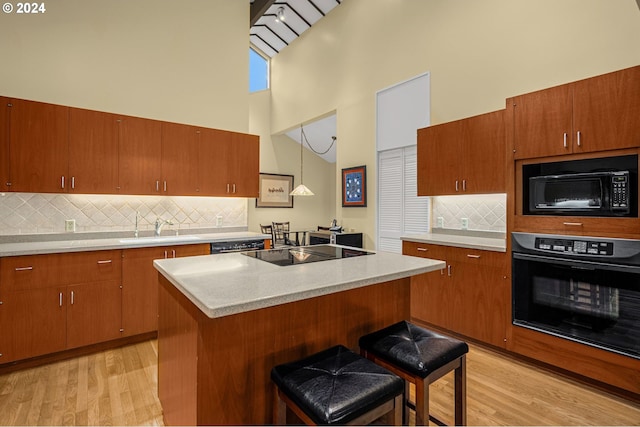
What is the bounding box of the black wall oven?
[512,232,640,359]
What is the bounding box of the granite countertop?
[153,246,445,319]
[402,230,507,252]
[0,230,271,257]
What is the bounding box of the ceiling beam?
[250,0,277,26]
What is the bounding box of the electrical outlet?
[65,219,76,233]
[436,217,444,228]
[461,218,469,230]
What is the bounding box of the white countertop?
[402,231,506,252]
[153,246,445,319]
[0,231,271,257]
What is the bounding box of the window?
[249,47,269,92]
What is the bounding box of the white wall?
[0,0,249,131]
[269,0,640,247]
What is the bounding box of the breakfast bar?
[154,245,444,425]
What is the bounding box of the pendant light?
[290,125,314,196]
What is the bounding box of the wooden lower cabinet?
[122,243,210,337]
[404,241,510,348]
[0,250,123,364]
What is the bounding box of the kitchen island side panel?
[158,275,411,425]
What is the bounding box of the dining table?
[284,229,312,246]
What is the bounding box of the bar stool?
[359,321,469,426]
[271,345,405,425]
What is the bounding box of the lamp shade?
[289,184,314,196]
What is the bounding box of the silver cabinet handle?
[14,266,33,271]
[563,132,568,148]
[563,222,583,226]
[163,181,167,192]
[232,183,236,193]
[416,247,428,252]
[171,249,176,258]
[59,292,63,307]
[61,176,65,189]
[467,254,481,259]
[577,131,581,146]
[97,260,112,264]
[164,250,168,259]
[447,265,452,277]
[156,180,160,192]
[455,180,459,192]
[226,183,230,193]
[71,291,75,305]
[71,176,75,189]
[462,179,466,191]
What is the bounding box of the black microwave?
[523,155,637,217]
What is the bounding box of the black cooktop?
[242,244,372,266]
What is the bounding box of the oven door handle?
[513,252,640,274]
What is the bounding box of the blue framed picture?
[342,165,366,207]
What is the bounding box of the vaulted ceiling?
[250,0,341,58]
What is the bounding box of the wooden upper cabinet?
[68,108,119,193]
[418,110,505,196]
[161,122,200,196]
[199,129,259,197]
[0,97,9,191]
[118,115,162,195]
[572,66,640,153]
[512,65,640,159]
[8,98,69,193]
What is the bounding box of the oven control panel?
[535,238,614,255]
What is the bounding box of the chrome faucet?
[155,217,174,236]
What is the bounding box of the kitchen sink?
[119,235,202,244]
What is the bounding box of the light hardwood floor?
[0,339,638,426]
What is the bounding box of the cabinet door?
[462,110,505,193]
[8,98,69,192]
[68,108,119,193]
[0,287,66,363]
[573,66,640,153]
[0,97,9,191]
[161,122,199,195]
[66,280,122,349]
[173,243,210,257]
[118,115,162,195]
[417,122,462,196]
[199,127,231,196]
[453,252,508,348]
[512,85,573,159]
[228,132,259,197]
[122,247,166,337]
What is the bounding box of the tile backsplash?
[431,194,506,232]
[0,193,248,235]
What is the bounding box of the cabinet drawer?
[402,241,448,261]
[447,247,507,268]
[1,250,122,291]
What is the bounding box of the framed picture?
[256,173,294,208]
[342,165,367,207]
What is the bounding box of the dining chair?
[272,222,294,247]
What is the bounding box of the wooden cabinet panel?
[0,97,9,191]
[418,110,505,196]
[512,65,640,159]
[573,66,640,153]
[404,241,509,348]
[8,98,69,193]
[66,280,122,349]
[0,287,67,363]
[199,129,260,197]
[118,115,162,195]
[68,108,119,193]
[161,122,199,196]
[122,243,210,337]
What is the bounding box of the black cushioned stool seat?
[271,345,405,425]
[359,321,469,426]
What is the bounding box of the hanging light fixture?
[290,125,314,196]
[275,6,286,23]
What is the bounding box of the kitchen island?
[154,246,444,425]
